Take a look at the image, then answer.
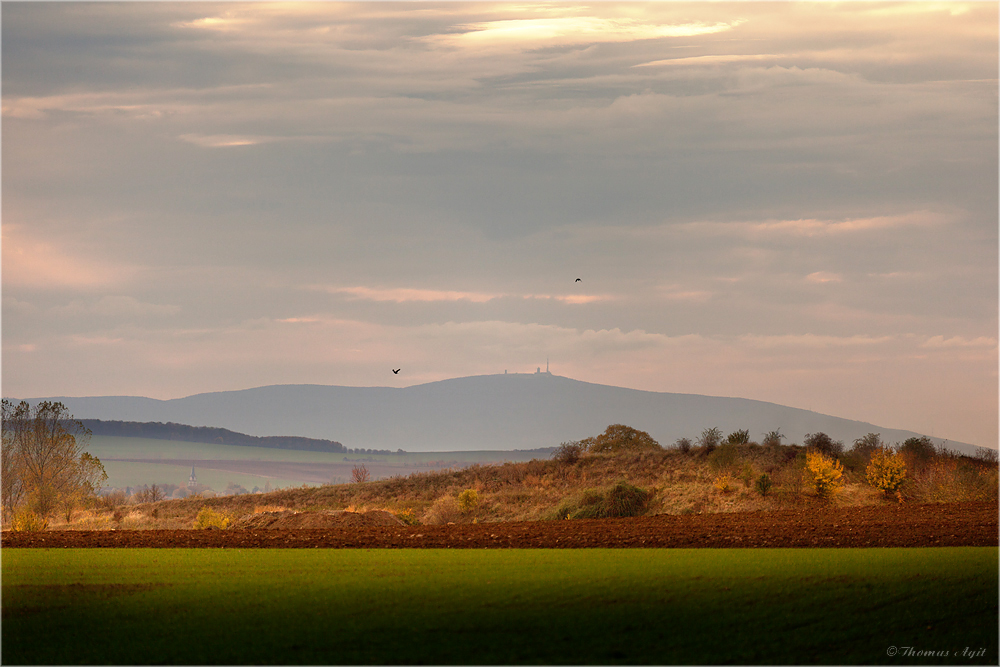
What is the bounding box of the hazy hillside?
[80,420,362,454]
[24,373,983,455]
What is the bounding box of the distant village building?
[188,466,198,489]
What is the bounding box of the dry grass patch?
[34,436,999,531]
[254,504,290,514]
[908,458,998,503]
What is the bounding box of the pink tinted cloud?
[2,225,132,290]
[312,285,609,305]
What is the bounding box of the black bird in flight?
[575,278,582,282]
[392,368,400,374]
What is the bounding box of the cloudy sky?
[2,2,997,448]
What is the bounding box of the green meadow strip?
[3,548,996,665]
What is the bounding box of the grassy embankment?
[3,547,996,665]
[57,438,999,530]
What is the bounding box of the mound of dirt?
[232,509,404,530]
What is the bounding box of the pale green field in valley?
[85,435,549,464]
[84,435,552,490]
[96,459,312,493]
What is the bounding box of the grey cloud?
[3,3,995,446]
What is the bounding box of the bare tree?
[2,400,29,522]
[351,464,371,483]
[553,441,584,464]
[1,400,107,522]
[851,433,884,456]
[134,484,166,503]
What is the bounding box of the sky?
[2,2,997,449]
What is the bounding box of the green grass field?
[3,548,996,664]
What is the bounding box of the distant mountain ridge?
[20,373,986,455]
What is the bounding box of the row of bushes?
[708,441,996,503]
[559,424,996,505]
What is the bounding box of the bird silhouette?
[392,368,400,374]
[575,278,582,282]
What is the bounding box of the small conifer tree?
[754,473,773,497]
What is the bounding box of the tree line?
[80,419,397,456]
[81,419,351,453]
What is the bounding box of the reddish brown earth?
[4,502,996,549]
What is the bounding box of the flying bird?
[392,368,400,374]
[575,278,582,282]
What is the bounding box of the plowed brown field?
[4,501,996,549]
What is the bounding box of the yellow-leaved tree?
[866,447,907,500]
[804,450,844,499]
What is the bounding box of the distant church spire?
[188,466,197,489]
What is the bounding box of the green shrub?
[194,506,230,529]
[585,425,661,454]
[754,473,773,497]
[726,429,750,446]
[545,498,577,520]
[698,427,723,454]
[739,463,754,487]
[761,429,785,447]
[557,481,651,519]
[10,508,47,532]
[568,489,607,519]
[604,481,650,517]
